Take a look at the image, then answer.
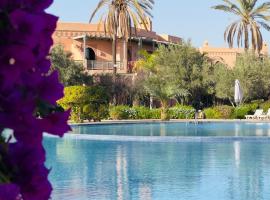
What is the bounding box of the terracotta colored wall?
[199,41,269,68]
[52,22,183,74]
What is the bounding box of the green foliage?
[133,106,153,119]
[204,105,234,119]
[204,104,258,119]
[149,108,161,119]
[109,105,197,120]
[216,105,234,119]
[50,45,92,86]
[109,106,162,120]
[204,108,222,119]
[231,103,259,119]
[59,86,90,106]
[213,64,235,104]
[83,104,109,122]
[58,86,109,122]
[259,101,270,112]
[212,0,270,52]
[213,53,270,104]
[109,105,131,120]
[136,42,216,112]
[169,105,196,119]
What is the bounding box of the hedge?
[58,85,109,122]
[109,105,195,120]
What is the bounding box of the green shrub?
[204,105,234,119]
[133,106,151,119]
[58,85,109,122]
[149,108,161,119]
[169,105,195,119]
[109,105,131,120]
[231,103,258,119]
[109,106,161,120]
[260,101,270,112]
[204,107,221,119]
[215,105,234,119]
[83,104,109,122]
[204,104,257,119]
[110,105,196,120]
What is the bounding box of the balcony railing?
[86,60,124,71]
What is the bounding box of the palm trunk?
[123,39,128,73]
[160,100,170,121]
[244,29,249,52]
[112,33,117,105]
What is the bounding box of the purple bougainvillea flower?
[38,71,64,104]
[0,184,21,200]
[0,45,35,90]
[36,58,51,74]
[0,45,35,70]
[8,142,52,200]
[39,110,71,137]
[34,13,58,60]
[0,0,70,199]
[9,10,45,48]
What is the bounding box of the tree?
[136,43,215,119]
[212,63,235,105]
[58,86,109,122]
[213,52,270,104]
[90,0,154,74]
[234,52,270,101]
[212,0,270,53]
[50,45,92,86]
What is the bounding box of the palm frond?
[213,0,270,52]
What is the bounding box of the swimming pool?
[44,122,270,200]
[70,122,270,136]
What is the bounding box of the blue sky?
[48,0,270,48]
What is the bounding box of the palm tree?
[212,0,270,53]
[90,0,154,74]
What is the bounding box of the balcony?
[86,60,124,71]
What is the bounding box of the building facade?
[53,23,269,72]
[199,41,269,68]
[52,22,182,74]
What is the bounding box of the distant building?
[52,22,182,74]
[199,41,269,68]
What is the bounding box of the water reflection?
[44,138,270,200]
[234,141,241,168]
[71,122,270,137]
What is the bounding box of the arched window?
[85,48,96,60]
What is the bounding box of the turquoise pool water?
[71,122,270,136]
[44,122,270,200]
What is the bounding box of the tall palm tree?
[212,0,270,53]
[90,0,154,74]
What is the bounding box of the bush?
[58,86,109,122]
[203,105,234,119]
[109,106,161,120]
[231,103,258,119]
[149,108,161,119]
[169,105,195,119]
[82,86,109,121]
[109,105,131,120]
[204,107,221,119]
[260,101,270,112]
[109,105,196,120]
[216,105,234,119]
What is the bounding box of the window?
[85,48,96,60]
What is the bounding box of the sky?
[48,0,270,48]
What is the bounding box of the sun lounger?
[245,109,264,119]
[258,109,270,120]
